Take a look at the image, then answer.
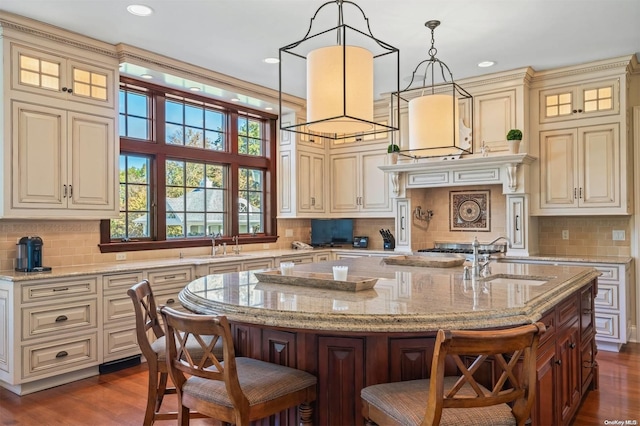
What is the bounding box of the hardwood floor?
[1,343,639,425]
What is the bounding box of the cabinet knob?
[61,87,74,93]
[570,342,576,349]
[555,359,562,365]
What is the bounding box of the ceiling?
[1,0,639,111]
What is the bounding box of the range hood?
[379,153,536,196]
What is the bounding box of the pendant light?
[392,20,473,158]
[279,0,400,141]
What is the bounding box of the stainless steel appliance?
[418,241,507,260]
[16,236,51,272]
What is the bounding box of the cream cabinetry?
[0,276,101,395]
[102,271,144,363]
[538,78,619,124]
[537,124,622,213]
[297,151,325,214]
[530,57,635,216]
[330,150,392,216]
[0,22,119,220]
[499,258,631,352]
[11,43,116,109]
[11,101,116,216]
[278,112,327,218]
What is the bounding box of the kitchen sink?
[479,274,554,286]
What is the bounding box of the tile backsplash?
[0,211,631,270]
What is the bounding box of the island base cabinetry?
[230,279,597,426]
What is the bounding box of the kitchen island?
[180,257,600,426]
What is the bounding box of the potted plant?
[387,143,400,164]
[506,129,522,154]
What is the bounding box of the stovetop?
[417,241,507,256]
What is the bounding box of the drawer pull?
[163,275,176,280]
[56,351,68,358]
[166,298,176,304]
[53,287,70,292]
[55,315,68,322]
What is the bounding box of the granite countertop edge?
[179,269,600,332]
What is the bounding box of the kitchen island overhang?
[179,257,599,332]
[178,257,599,426]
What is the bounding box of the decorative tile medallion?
[450,190,490,231]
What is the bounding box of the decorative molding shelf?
[379,153,537,195]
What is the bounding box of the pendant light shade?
[279,1,399,141]
[306,45,373,134]
[408,94,459,151]
[392,20,473,159]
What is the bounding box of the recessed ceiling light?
[140,74,153,79]
[127,4,153,16]
[189,87,201,92]
[231,98,240,102]
[265,107,273,111]
[263,57,280,64]
[478,61,495,68]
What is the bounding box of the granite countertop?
[0,246,626,282]
[180,257,600,333]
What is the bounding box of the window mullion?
[229,110,240,236]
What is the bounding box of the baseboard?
[99,355,141,374]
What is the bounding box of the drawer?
[103,325,140,362]
[22,333,98,379]
[147,267,193,290]
[103,293,136,324]
[592,265,620,282]
[594,283,619,310]
[557,295,579,327]
[595,313,620,340]
[103,271,144,292]
[22,300,97,340]
[154,290,183,309]
[537,310,556,346]
[22,277,98,303]
[242,259,274,271]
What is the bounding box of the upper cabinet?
[530,56,638,216]
[0,14,120,219]
[538,78,619,124]
[11,44,116,109]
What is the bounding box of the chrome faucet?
[211,234,222,256]
[232,235,241,255]
[471,237,492,278]
[488,236,512,248]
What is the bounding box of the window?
[100,78,278,253]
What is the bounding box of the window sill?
[99,235,279,253]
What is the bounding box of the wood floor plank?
[1,343,639,425]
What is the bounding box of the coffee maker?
[16,236,51,272]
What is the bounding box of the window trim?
[99,77,278,253]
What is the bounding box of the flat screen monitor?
[311,219,353,247]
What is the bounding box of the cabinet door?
[68,112,116,210]
[12,102,66,209]
[330,154,359,212]
[297,151,325,213]
[507,195,526,249]
[361,152,391,212]
[539,129,578,209]
[395,198,411,249]
[12,44,115,108]
[579,124,619,208]
[557,320,581,425]
[539,79,619,123]
[534,343,558,426]
[473,90,516,153]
